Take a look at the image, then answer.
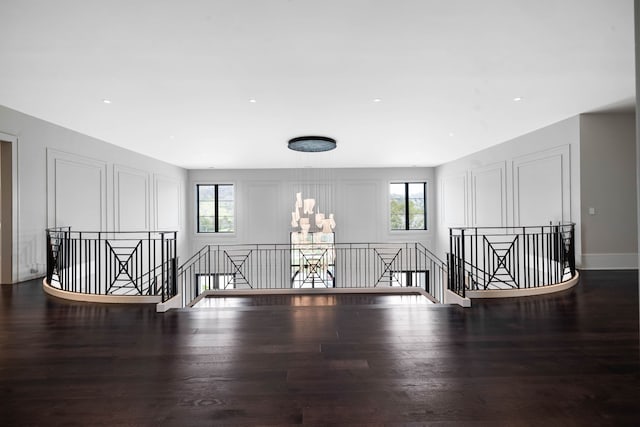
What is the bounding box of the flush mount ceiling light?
[288,136,336,152]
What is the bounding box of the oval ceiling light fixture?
[288,136,337,152]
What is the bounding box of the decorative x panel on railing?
[374,248,402,287]
[223,250,252,289]
[483,235,519,289]
[106,240,143,294]
[297,248,331,287]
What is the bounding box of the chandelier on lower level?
[290,191,335,239]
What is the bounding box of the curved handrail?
[448,223,576,297]
[45,227,178,302]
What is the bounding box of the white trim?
[42,278,161,304]
[113,164,150,231]
[439,173,468,227]
[46,148,108,230]
[192,286,440,307]
[512,144,571,225]
[466,271,580,298]
[444,289,472,307]
[154,173,182,231]
[470,161,507,227]
[156,293,183,312]
[580,253,638,270]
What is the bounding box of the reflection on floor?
[193,293,435,308]
[1,271,637,425]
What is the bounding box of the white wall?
[435,116,581,265]
[0,104,187,282]
[187,167,434,254]
[580,113,637,269]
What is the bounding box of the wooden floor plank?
[0,270,638,425]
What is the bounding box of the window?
[390,182,426,230]
[197,184,235,233]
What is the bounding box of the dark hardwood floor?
[1,271,638,426]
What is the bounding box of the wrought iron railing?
[45,227,178,301]
[178,242,446,306]
[448,223,576,297]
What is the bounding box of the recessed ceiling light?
[373,98,382,103]
[169,135,175,140]
[249,99,257,103]
[513,97,522,102]
[102,99,112,104]
[449,132,455,137]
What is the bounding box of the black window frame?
[390,182,427,231]
[196,184,235,233]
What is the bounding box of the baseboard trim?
[581,253,638,270]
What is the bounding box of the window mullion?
[405,182,410,230]
[197,185,200,233]
[214,184,219,232]
[423,182,427,230]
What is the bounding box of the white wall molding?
[114,164,150,231]
[439,173,468,227]
[154,174,181,231]
[339,181,380,242]
[244,181,282,243]
[46,148,107,230]
[470,162,507,227]
[581,253,639,270]
[512,145,571,226]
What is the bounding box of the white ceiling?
[0,0,635,169]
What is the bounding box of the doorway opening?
[0,140,12,284]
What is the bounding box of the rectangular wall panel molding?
[46,149,107,230]
[339,182,379,242]
[154,174,181,231]
[114,164,150,231]
[440,174,467,227]
[512,145,571,226]
[470,162,507,227]
[245,181,281,243]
